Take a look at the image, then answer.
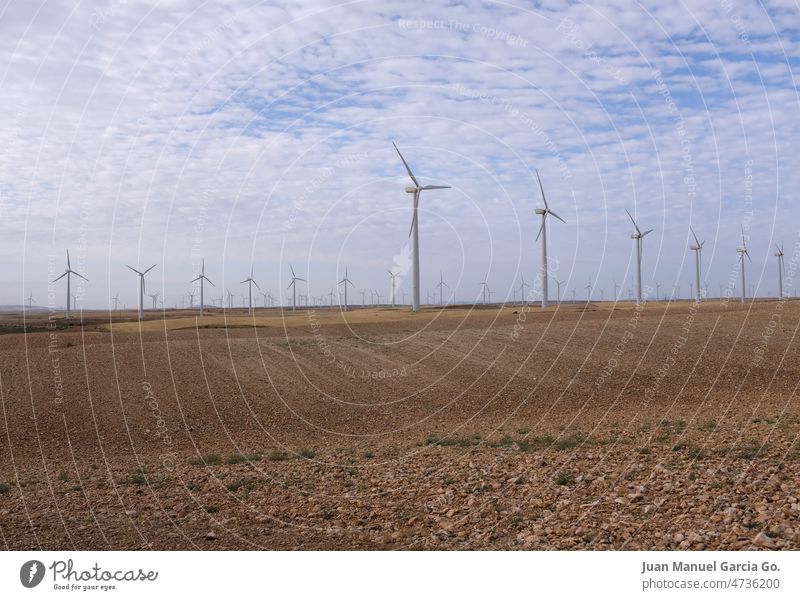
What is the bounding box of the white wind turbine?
[287,264,306,311]
[338,266,354,310]
[26,292,35,309]
[555,279,565,303]
[436,271,448,306]
[736,227,751,304]
[517,274,529,304]
[775,244,785,299]
[480,281,489,305]
[625,209,653,303]
[111,293,119,312]
[388,270,398,307]
[689,227,705,302]
[393,142,451,312]
[126,264,156,321]
[241,265,260,315]
[147,292,159,310]
[534,170,566,308]
[52,250,87,319]
[191,259,215,316]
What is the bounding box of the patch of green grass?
[57,471,69,482]
[699,420,718,432]
[206,505,219,514]
[555,471,575,486]
[553,433,587,450]
[638,447,651,455]
[671,442,689,452]
[226,454,247,465]
[120,469,147,485]
[688,447,705,460]
[321,509,336,520]
[247,453,262,462]
[444,477,456,485]
[0,482,11,494]
[299,448,316,459]
[226,478,257,493]
[268,450,289,461]
[191,453,222,466]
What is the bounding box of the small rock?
[753,532,775,548]
[205,531,217,540]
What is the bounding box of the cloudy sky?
[1,0,798,308]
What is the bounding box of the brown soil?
[1,300,798,549]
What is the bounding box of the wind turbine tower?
[125,263,156,321]
[287,265,306,311]
[626,209,653,303]
[241,265,260,315]
[393,142,451,312]
[690,227,705,302]
[775,244,785,298]
[191,259,215,316]
[52,250,87,319]
[534,170,566,308]
[736,227,751,304]
[338,266,354,310]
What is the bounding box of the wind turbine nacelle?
[405,186,418,194]
[534,208,546,215]
[690,245,701,250]
[631,233,639,239]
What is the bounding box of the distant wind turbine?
[388,270,398,307]
[534,170,566,308]
[517,275,529,304]
[26,292,35,309]
[737,227,751,304]
[626,209,653,303]
[690,227,705,302]
[52,250,87,319]
[287,265,306,311]
[241,265,260,314]
[775,244,785,298]
[125,263,155,321]
[191,259,215,316]
[393,141,451,312]
[111,293,119,311]
[338,266,354,310]
[436,271,448,305]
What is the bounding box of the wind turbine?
[360,289,367,306]
[517,274,529,304]
[613,280,619,301]
[191,259,215,316]
[775,244,785,299]
[436,271,448,305]
[555,279,565,303]
[111,293,119,311]
[338,266,354,310]
[736,227,751,304]
[534,170,566,308]
[147,292,159,310]
[388,270,398,307]
[226,289,234,309]
[655,282,661,300]
[626,209,653,303]
[480,281,489,305]
[186,290,196,308]
[287,265,306,311]
[125,263,156,321]
[52,250,87,319]
[241,265,260,315]
[393,141,451,312]
[401,289,407,305]
[585,280,592,302]
[25,292,35,309]
[690,227,705,302]
[261,291,269,307]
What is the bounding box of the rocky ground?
[0,301,798,549]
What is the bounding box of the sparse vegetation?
[700,420,718,432]
[555,471,575,486]
[226,478,257,493]
[119,470,147,485]
[268,450,289,461]
[191,453,222,466]
[206,505,219,513]
[0,482,11,494]
[299,449,316,459]
[57,471,69,482]
[226,454,247,464]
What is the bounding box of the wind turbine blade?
[125,265,142,275]
[206,277,215,287]
[253,280,260,290]
[535,217,545,241]
[690,226,701,247]
[240,279,248,284]
[287,281,293,290]
[52,272,67,283]
[144,264,157,274]
[392,141,419,187]
[422,185,450,190]
[290,264,296,278]
[74,271,88,282]
[66,249,71,269]
[625,209,641,235]
[191,276,202,283]
[745,249,752,264]
[642,229,654,237]
[549,210,566,224]
[297,277,307,283]
[535,169,548,211]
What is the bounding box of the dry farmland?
[0,300,799,550]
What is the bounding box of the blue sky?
[0,0,798,308]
